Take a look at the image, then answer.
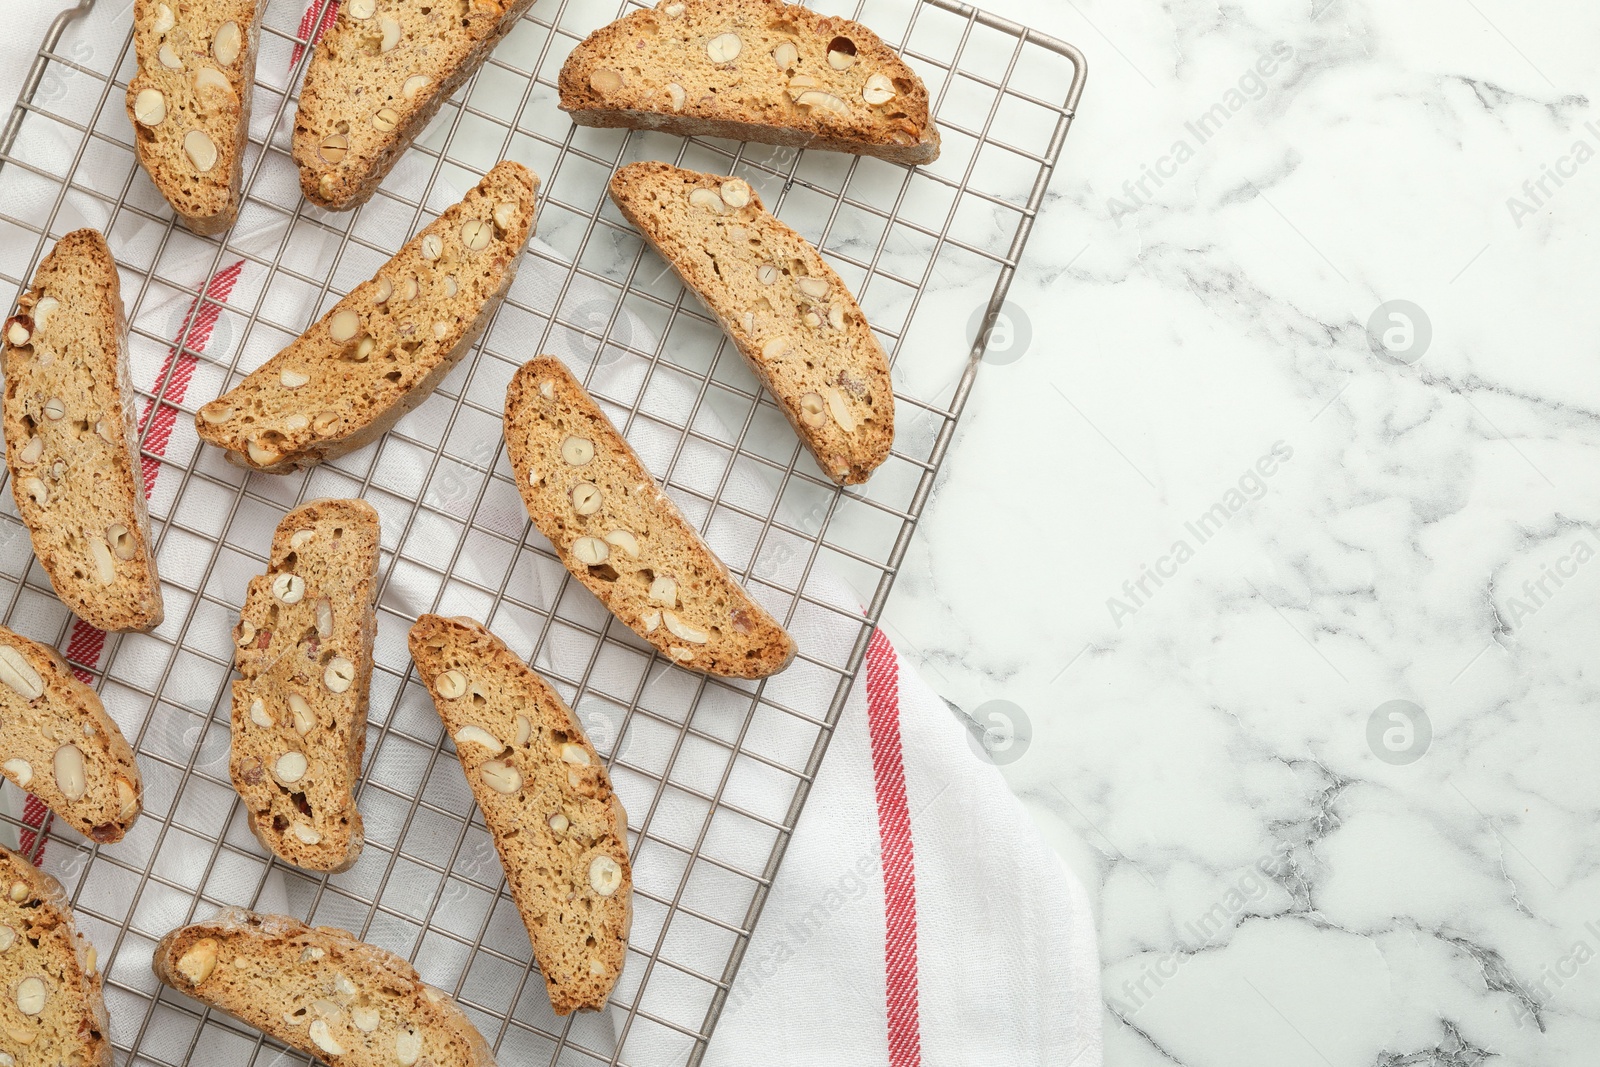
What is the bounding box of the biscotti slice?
[3,230,165,632]
[560,0,940,165]
[408,615,631,1014]
[127,0,266,235]
[505,358,796,677]
[0,627,143,844]
[195,161,536,473]
[153,908,497,1066]
[610,162,894,484]
[293,0,538,210]
[229,499,379,873]
[0,847,113,1066]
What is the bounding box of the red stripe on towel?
[291,0,341,69]
[18,796,51,860]
[138,259,244,495]
[864,628,923,1067]
[22,260,245,860]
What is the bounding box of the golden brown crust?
[293,0,537,210]
[0,626,143,844]
[504,358,797,678]
[3,229,164,632]
[195,161,537,473]
[229,499,379,873]
[408,615,632,1015]
[609,162,894,484]
[559,0,939,165]
[0,846,114,1067]
[127,0,266,235]
[153,908,498,1066]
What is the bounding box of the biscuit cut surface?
[195,161,537,473]
[560,0,939,165]
[153,908,497,1067]
[294,0,538,210]
[408,615,631,1015]
[127,0,266,235]
[0,626,142,844]
[0,846,113,1067]
[229,499,379,873]
[3,229,165,632]
[610,162,893,484]
[504,358,796,677]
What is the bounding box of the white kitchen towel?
[700,628,1104,1067]
[0,4,1103,1063]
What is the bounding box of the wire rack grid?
[0,0,1084,1063]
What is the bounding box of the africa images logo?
[1106,42,1296,226]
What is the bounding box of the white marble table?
[882,1,1600,1064]
[5,1,1594,1063]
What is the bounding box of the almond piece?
[460,219,492,251]
[177,938,219,984]
[184,130,218,172]
[864,73,897,105]
[572,536,609,566]
[195,65,236,101]
[133,88,166,126]
[453,725,504,751]
[212,21,242,66]
[588,855,623,896]
[689,187,725,213]
[798,392,827,427]
[324,657,356,693]
[271,573,305,604]
[0,648,44,701]
[480,760,522,794]
[328,308,361,343]
[437,670,467,700]
[108,524,137,560]
[796,90,850,115]
[570,482,603,516]
[603,529,640,557]
[318,133,348,165]
[663,611,709,645]
[825,387,857,432]
[561,436,595,466]
[274,752,308,784]
[706,32,743,64]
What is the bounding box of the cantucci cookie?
[505,359,796,678]
[609,162,894,484]
[3,229,165,632]
[196,161,536,473]
[408,614,631,1015]
[293,0,538,210]
[153,908,497,1066]
[230,499,379,873]
[127,0,266,235]
[0,847,112,1066]
[560,0,939,165]
[0,626,142,844]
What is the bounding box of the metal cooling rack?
[0,0,1085,1063]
